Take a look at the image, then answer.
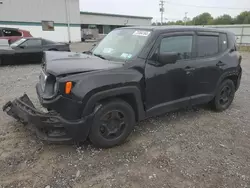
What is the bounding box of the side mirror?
[158,52,178,65]
[19,45,25,49]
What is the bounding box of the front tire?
[211,79,235,112]
[89,99,135,148]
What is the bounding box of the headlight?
[53,81,59,94]
[40,71,47,92]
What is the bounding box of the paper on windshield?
[133,30,151,37]
[121,53,132,59]
[102,48,114,54]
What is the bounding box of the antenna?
[159,0,165,25]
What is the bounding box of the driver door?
[145,32,196,117]
[15,39,43,63]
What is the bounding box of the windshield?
[92,29,151,61]
[10,38,26,47]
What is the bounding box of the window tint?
[160,36,193,60]
[197,35,219,57]
[220,33,228,52]
[2,29,22,37]
[22,39,42,47]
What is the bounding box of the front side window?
[10,38,26,47]
[197,35,219,57]
[160,35,193,60]
[92,29,151,62]
[22,39,42,47]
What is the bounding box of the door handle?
[216,61,226,67]
[185,66,195,71]
[185,66,195,75]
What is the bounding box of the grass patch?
[238,45,250,52]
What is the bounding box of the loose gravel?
[0,46,250,188]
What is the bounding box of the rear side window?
[2,29,22,37]
[220,33,228,52]
[160,35,193,60]
[197,35,219,57]
[42,39,55,45]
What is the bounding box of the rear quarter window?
[42,39,55,45]
[220,33,228,52]
[197,35,219,57]
[2,29,22,37]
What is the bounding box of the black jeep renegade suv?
[3,26,242,148]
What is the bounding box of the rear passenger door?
[42,39,55,51]
[188,32,228,105]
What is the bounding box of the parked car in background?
[0,37,70,65]
[0,27,32,44]
[0,39,12,50]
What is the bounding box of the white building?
[0,0,81,42]
[0,0,152,42]
[80,12,153,34]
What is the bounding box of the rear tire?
[211,79,235,112]
[89,99,135,148]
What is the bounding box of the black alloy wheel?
[219,85,232,106]
[89,99,135,148]
[99,110,127,139]
[212,79,235,112]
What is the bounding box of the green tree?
[234,11,250,24]
[152,11,250,26]
[212,14,233,25]
[192,12,213,25]
[243,15,250,24]
[175,20,184,25]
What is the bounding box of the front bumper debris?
[2,94,93,142]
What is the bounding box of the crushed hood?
[43,51,124,76]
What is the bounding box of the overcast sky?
[80,0,250,22]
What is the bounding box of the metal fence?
[205,24,250,46]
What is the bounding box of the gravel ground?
[0,44,250,188]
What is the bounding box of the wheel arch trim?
[82,86,146,121]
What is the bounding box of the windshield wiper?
[82,51,92,55]
[93,53,106,60]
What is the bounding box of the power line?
[166,1,250,10]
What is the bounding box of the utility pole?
[65,0,71,43]
[184,12,188,25]
[159,0,165,25]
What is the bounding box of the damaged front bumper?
[2,94,94,142]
